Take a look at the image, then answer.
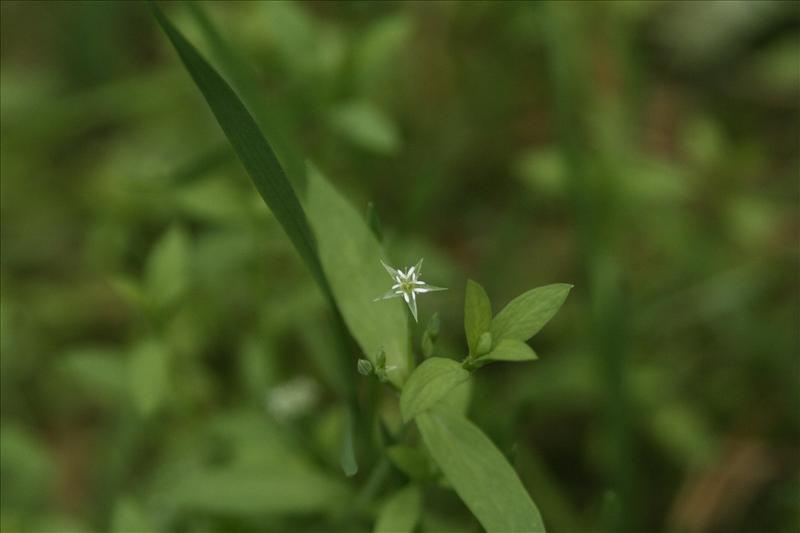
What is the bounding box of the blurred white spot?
[264,376,319,421]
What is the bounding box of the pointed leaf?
[330,101,400,155]
[400,357,469,423]
[490,284,572,342]
[464,279,492,355]
[145,225,190,309]
[128,339,169,417]
[416,407,546,533]
[148,2,328,300]
[479,338,538,364]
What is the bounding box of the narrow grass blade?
[182,1,305,187]
[148,1,327,294]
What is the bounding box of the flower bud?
[475,331,492,356]
[426,312,441,339]
[357,358,373,376]
[421,332,435,358]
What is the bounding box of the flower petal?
[373,289,403,301]
[414,258,424,276]
[413,283,447,294]
[408,292,418,322]
[380,259,399,278]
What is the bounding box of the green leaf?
[400,357,470,423]
[373,485,421,533]
[111,498,151,533]
[145,225,190,309]
[354,13,410,97]
[475,331,493,356]
[340,407,358,477]
[329,101,400,155]
[464,279,492,355]
[155,467,349,516]
[148,2,328,299]
[59,347,126,398]
[416,407,546,533]
[438,377,472,416]
[306,165,409,386]
[490,284,572,342]
[128,339,169,417]
[479,338,538,364]
[152,410,351,516]
[386,445,434,481]
[183,2,305,186]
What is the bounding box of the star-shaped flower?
[374,258,446,322]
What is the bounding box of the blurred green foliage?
[1,1,798,532]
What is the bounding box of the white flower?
[374,258,446,322]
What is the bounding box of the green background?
[1,1,798,532]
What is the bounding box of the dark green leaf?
[148,2,328,296]
[366,201,383,242]
[340,407,358,477]
[400,357,470,423]
[416,407,546,533]
[490,284,572,342]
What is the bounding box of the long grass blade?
[148,1,327,294]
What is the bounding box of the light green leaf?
[464,279,492,355]
[329,101,400,155]
[416,407,546,533]
[306,165,409,386]
[155,467,349,516]
[514,147,566,198]
[354,14,410,97]
[145,225,190,309]
[490,284,572,342]
[400,357,470,423]
[479,338,538,364]
[438,378,472,416]
[0,425,53,504]
[373,485,421,533]
[111,498,152,533]
[128,339,169,417]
